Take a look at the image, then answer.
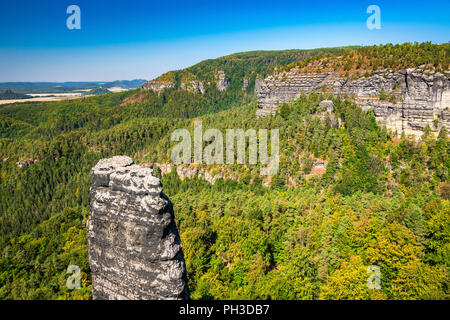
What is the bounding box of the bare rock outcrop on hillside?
[256,68,450,136]
[149,162,234,185]
[88,156,189,300]
[215,70,230,91]
[142,80,175,93]
[180,80,205,94]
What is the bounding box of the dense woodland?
[281,42,450,76]
[0,43,448,299]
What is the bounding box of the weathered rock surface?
[142,79,206,94]
[88,156,189,300]
[317,100,340,128]
[215,70,229,91]
[142,80,175,92]
[318,100,334,113]
[243,79,249,90]
[149,162,234,185]
[180,80,205,94]
[256,68,450,136]
[15,158,39,168]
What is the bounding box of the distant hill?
[0,89,32,100]
[103,79,147,89]
[150,47,357,93]
[0,79,147,94]
[82,88,112,96]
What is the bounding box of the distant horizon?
[0,79,148,84]
[1,0,449,82]
[1,41,449,83]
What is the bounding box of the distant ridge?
[0,89,32,100]
[0,79,147,94]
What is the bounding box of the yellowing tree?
[366,222,422,286]
[320,255,387,300]
[391,262,447,300]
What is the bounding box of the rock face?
[142,80,206,94]
[149,162,235,185]
[88,156,189,300]
[256,68,450,136]
[317,100,340,128]
[318,100,334,113]
[243,79,249,90]
[142,80,175,92]
[15,158,39,168]
[215,70,229,91]
[180,81,205,94]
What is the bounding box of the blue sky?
[0,0,449,82]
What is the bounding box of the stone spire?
[88,156,189,300]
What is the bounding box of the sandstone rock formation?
[256,67,450,136]
[142,79,206,94]
[215,70,229,91]
[243,79,249,90]
[88,156,189,300]
[318,100,334,113]
[180,80,205,94]
[15,158,39,168]
[318,100,340,128]
[149,162,235,185]
[142,80,175,93]
[142,70,230,94]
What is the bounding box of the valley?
[0,43,448,300]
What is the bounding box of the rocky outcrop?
[142,80,175,93]
[180,81,205,94]
[256,67,450,136]
[243,79,249,90]
[215,70,229,91]
[15,158,39,168]
[142,80,206,94]
[88,156,189,300]
[149,162,234,185]
[318,100,334,113]
[142,70,229,94]
[317,100,340,128]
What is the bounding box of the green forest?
[281,41,450,75]
[0,43,448,300]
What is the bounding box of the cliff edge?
[256,67,450,136]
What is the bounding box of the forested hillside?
[0,44,448,300]
[154,47,356,91]
[280,42,450,75]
